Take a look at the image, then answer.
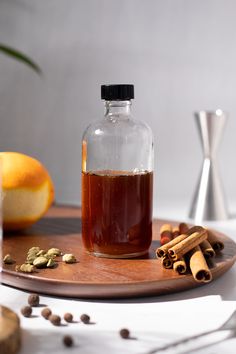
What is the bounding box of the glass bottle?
[81,84,153,258]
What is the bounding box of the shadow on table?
[4,217,82,237]
[21,327,235,354]
[21,328,164,354]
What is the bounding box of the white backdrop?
[0,0,235,217]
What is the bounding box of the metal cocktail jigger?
[189,110,228,223]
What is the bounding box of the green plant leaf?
[0,43,41,75]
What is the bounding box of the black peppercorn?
[119,328,130,339]
[80,313,90,324]
[41,307,52,319]
[21,306,32,318]
[28,293,40,307]
[63,335,74,347]
[64,312,73,323]
[49,314,61,326]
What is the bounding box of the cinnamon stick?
[172,225,187,274]
[160,224,173,245]
[160,224,172,234]
[207,229,224,252]
[156,234,187,258]
[172,226,180,238]
[173,258,187,274]
[161,255,173,269]
[200,240,216,258]
[156,225,204,258]
[189,246,212,283]
[168,229,208,261]
[179,222,189,234]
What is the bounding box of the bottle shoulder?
[83,116,153,141]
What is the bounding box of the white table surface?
[1,202,236,354]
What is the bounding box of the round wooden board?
[0,306,21,354]
[2,205,236,299]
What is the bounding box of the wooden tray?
[2,206,236,299]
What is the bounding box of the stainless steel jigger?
[189,110,228,222]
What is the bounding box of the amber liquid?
[82,170,153,258]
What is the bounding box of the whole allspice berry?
[63,335,74,347]
[64,312,73,323]
[21,306,32,318]
[28,293,40,307]
[119,328,130,339]
[41,307,52,320]
[80,313,90,324]
[49,314,61,326]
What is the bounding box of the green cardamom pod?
[47,258,56,268]
[33,256,48,268]
[19,263,35,273]
[3,254,14,264]
[28,247,40,254]
[36,249,46,256]
[62,254,77,264]
[47,248,61,256]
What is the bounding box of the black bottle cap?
[101,84,134,100]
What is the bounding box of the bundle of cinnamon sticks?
[156,223,224,283]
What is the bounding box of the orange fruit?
[0,152,54,231]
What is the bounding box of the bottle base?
[87,250,149,259]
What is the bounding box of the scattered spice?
[189,246,212,283]
[21,306,32,318]
[64,313,73,323]
[16,263,35,273]
[156,226,204,258]
[47,248,61,256]
[26,247,41,264]
[156,223,225,283]
[62,254,77,264]
[160,224,173,245]
[63,335,74,347]
[3,254,15,264]
[49,314,61,326]
[25,247,57,266]
[168,229,208,261]
[41,307,52,319]
[25,256,36,265]
[28,293,40,307]
[173,258,187,274]
[161,255,173,269]
[28,247,41,254]
[200,240,216,258]
[33,256,48,268]
[179,222,189,234]
[172,226,180,238]
[47,258,56,268]
[14,246,78,275]
[119,328,130,339]
[207,229,225,252]
[36,249,47,256]
[80,314,90,324]
[160,230,173,245]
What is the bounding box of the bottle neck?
[104,100,132,117]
